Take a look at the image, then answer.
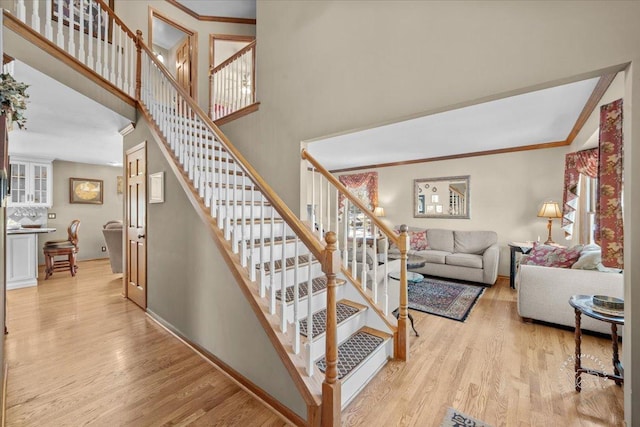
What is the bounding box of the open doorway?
[149,8,198,99]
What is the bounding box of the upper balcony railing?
[210,41,256,121]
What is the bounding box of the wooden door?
[176,37,192,96]
[125,143,146,309]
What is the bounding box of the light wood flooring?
[4,260,288,426]
[5,261,624,426]
[343,276,624,426]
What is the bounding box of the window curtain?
[338,172,378,213]
[596,98,624,269]
[561,148,598,239]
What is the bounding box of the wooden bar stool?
[43,220,80,279]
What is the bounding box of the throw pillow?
[571,249,601,270]
[408,230,429,251]
[520,243,583,268]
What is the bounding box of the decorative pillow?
[408,230,429,251]
[572,245,601,270]
[520,243,583,268]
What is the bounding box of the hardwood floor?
[343,276,624,426]
[4,260,289,426]
[4,261,624,426]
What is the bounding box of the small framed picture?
[69,177,103,204]
[426,205,435,213]
[149,172,164,204]
[116,176,123,194]
[435,204,443,213]
[431,194,439,203]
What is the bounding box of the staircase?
[3,2,412,424]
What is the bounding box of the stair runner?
[316,331,385,379]
[300,302,360,338]
[259,255,312,273]
[275,276,328,303]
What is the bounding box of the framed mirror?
[414,175,470,219]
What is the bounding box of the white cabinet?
[6,233,38,289]
[9,157,53,207]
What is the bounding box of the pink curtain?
[338,172,378,213]
[596,98,624,269]
[561,148,598,239]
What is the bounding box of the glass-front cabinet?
[8,157,53,207]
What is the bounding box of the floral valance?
[338,172,378,213]
[561,148,598,239]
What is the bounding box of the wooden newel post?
[321,232,341,426]
[135,30,143,101]
[396,224,409,361]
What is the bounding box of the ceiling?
[8,60,131,166]
[152,17,187,51]
[174,0,256,20]
[306,77,600,171]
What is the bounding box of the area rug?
[408,277,484,322]
[441,407,493,427]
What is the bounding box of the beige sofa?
[517,264,623,334]
[389,228,499,285]
[102,220,123,274]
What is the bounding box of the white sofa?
[517,264,623,334]
[389,229,500,285]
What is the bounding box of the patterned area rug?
[408,277,485,322]
[441,407,492,427]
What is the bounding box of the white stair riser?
[246,240,310,267]
[341,339,393,409]
[310,310,368,361]
[214,188,263,202]
[281,289,328,321]
[260,262,324,292]
[230,222,285,243]
[217,204,275,221]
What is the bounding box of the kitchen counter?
[6,228,56,289]
[7,227,56,235]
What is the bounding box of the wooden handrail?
[301,148,400,246]
[139,42,325,261]
[94,0,137,39]
[212,40,256,74]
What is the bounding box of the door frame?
[123,141,147,306]
[209,34,255,118]
[148,7,198,100]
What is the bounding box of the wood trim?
[148,7,198,102]
[328,140,569,173]
[2,54,14,65]
[302,149,399,245]
[565,73,617,145]
[165,0,256,25]
[209,34,256,116]
[2,11,136,108]
[214,102,260,126]
[2,364,7,427]
[138,104,323,409]
[146,310,306,427]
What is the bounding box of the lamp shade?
[373,206,385,217]
[537,201,562,219]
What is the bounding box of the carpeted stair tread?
[250,235,296,245]
[316,331,385,380]
[299,302,360,338]
[274,276,347,303]
[258,254,312,273]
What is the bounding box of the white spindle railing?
[13,0,136,98]
[302,154,408,323]
[210,40,256,120]
[139,45,334,377]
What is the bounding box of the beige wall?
[114,0,255,113]
[217,2,640,423]
[335,147,568,277]
[39,161,123,265]
[123,119,306,419]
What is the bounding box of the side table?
[508,242,533,289]
[568,294,624,392]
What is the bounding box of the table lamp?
[537,201,562,245]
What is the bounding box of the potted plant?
[0,72,29,130]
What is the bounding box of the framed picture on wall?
[52,0,115,42]
[69,177,103,204]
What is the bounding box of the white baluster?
[383,238,389,315]
[361,216,367,290]
[259,201,265,297]
[280,223,287,333]
[117,27,123,88]
[305,256,313,376]
[232,163,239,254]
[44,0,53,39]
[318,176,323,239]
[269,210,276,315]
[351,219,357,278]
[342,200,349,266]
[372,225,378,303]
[110,17,116,82]
[95,5,101,72]
[56,0,64,47]
[67,0,75,55]
[310,169,315,232]
[293,236,300,354]
[30,0,40,32]
[17,0,26,21]
[249,180,256,281]
[102,10,109,77]
[78,0,85,63]
[224,152,231,240]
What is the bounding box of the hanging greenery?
[0,73,29,130]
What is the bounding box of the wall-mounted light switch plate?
[48,213,56,219]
